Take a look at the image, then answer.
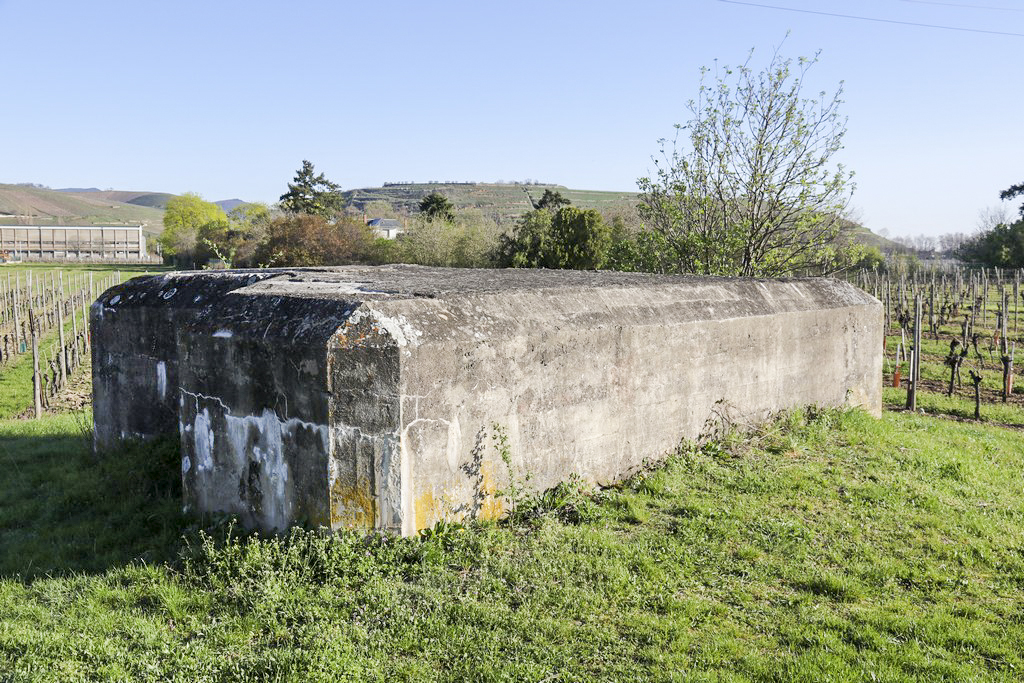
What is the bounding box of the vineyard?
[0,265,163,419]
[849,266,1024,425]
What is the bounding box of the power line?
[900,0,1024,13]
[718,0,1024,36]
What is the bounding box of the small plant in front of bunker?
[417,518,466,550]
[492,423,600,526]
[526,473,601,525]
[491,423,530,523]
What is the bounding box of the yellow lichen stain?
[415,490,443,530]
[477,460,506,521]
[329,480,376,529]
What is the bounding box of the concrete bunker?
[92,265,882,535]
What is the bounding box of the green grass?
[0,414,183,578]
[1,406,1023,680]
[0,318,73,419]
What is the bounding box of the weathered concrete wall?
[92,266,882,534]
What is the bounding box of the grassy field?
[0,315,83,419]
[1,403,1022,681]
[1,263,167,277]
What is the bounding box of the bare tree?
[638,49,856,276]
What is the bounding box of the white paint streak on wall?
[156,361,167,399]
[446,415,462,471]
[221,408,329,531]
[193,408,214,472]
[213,329,233,338]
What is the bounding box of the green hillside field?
[0,184,165,236]
[60,190,176,210]
[343,182,638,224]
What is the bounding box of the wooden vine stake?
[28,309,41,420]
[1001,290,1013,402]
[906,294,922,412]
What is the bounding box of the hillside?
[345,183,902,253]
[56,188,176,210]
[0,184,166,235]
[215,198,248,212]
[69,190,175,210]
[843,222,905,253]
[1,181,903,253]
[343,182,638,223]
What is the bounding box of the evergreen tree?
[418,191,455,222]
[535,189,571,211]
[279,160,344,217]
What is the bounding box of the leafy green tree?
[159,192,227,263]
[1000,181,1024,217]
[388,208,500,268]
[637,50,855,276]
[957,219,1024,268]
[854,246,886,271]
[607,228,680,274]
[279,160,344,217]
[211,202,272,267]
[496,207,611,270]
[496,209,554,268]
[550,207,611,270]
[535,189,570,211]
[418,192,455,222]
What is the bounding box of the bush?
[496,207,611,270]
[384,209,500,268]
[249,214,374,267]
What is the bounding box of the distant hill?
[215,199,248,212]
[59,190,175,210]
[0,184,167,235]
[342,183,637,224]
[2,180,901,254]
[0,185,267,237]
[841,222,905,254]
[343,182,899,251]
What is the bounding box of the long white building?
[0,225,152,261]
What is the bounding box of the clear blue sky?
[2,0,1021,237]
